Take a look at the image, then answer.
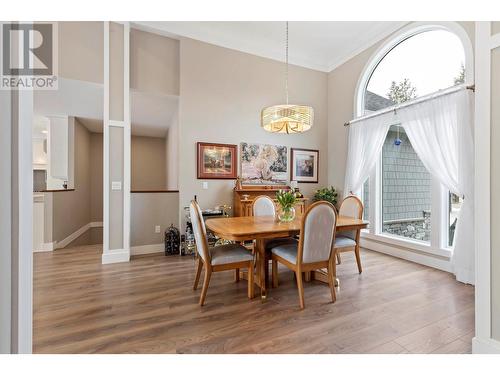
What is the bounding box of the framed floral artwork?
[291,148,319,183]
[197,142,238,179]
[240,142,287,185]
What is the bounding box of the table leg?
[255,239,267,300]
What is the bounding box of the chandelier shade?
[261,21,314,134]
[261,104,314,134]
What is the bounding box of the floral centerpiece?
[276,189,298,222]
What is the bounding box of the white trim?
[472,337,500,354]
[103,21,110,257]
[102,249,130,264]
[130,243,164,256]
[16,76,34,354]
[108,120,125,128]
[354,21,474,118]
[54,221,103,250]
[490,33,500,50]
[123,22,131,260]
[361,236,451,273]
[361,231,452,258]
[474,21,492,346]
[33,242,56,253]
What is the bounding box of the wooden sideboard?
[233,185,308,217]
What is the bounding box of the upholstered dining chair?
[190,200,254,306]
[334,195,364,273]
[253,195,298,248]
[270,201,338,309]
[252,196,298,283]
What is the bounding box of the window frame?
[354,22,473,258]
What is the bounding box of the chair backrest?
[298,201,337,264]
[253,195,276,217]
[189,200,210,262]
[339,195,364,240]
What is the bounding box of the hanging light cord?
[285,21,289,105]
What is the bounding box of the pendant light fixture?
[261,22,314,134]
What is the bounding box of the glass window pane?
[382,125,431,243]
[448,192,463,247]
[364,30,465,115]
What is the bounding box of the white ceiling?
[134,21,407,72]
[34,78,178,137]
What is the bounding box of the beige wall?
[179,38,328,227]
[51,119,91,243]
[90,133,103,222]
[131,193,179,246]
[166,111,179,190]
[131,135,167,190]
[58,22,103,83]
[131,29,180,96]
[327,22,475,196]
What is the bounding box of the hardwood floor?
[33,244,474,354]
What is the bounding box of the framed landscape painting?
[291,148,319,183]
[240,142,287,185]
[197,142,237,179]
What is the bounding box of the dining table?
[205,214,369,300]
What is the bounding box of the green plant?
[275,189,298,210]
[313,186,338,206]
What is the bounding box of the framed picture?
[291,148,319,183]
[240,142,288,185]
[197,142,238,179]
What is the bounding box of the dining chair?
[190,200,254,306]
[252,195,298,284]
[270,201,337,309]
[334,195,364,273]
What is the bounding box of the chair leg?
[272,258,278,288]
[295,270,305,309]
[193,258,203,290]
[235,268,240,282]
[199,266,212,306]
[336,252,341,265]
[247,262,254,299]
[327,261,337,303]
[354,245,362,274]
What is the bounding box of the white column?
[102,22,131,264]
[473,21,500,354]
[0,22,34,354]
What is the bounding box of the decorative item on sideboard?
[312,186,338,206]
[164,224,181,256]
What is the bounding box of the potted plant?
[313,186,338,206]
[275,189,298,222]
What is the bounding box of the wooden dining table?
[205,215,368,300]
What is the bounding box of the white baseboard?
[102,249,130,264]
[131,243,164,256]
[360,236,451,272]
[33,241,56,252]
[56,221,103,250]
[472,336,500,354]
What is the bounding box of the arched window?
[357,24,471,248]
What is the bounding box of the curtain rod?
[344,84,475,127]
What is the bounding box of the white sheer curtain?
[344,112,393,195]
[398,89,474,284]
